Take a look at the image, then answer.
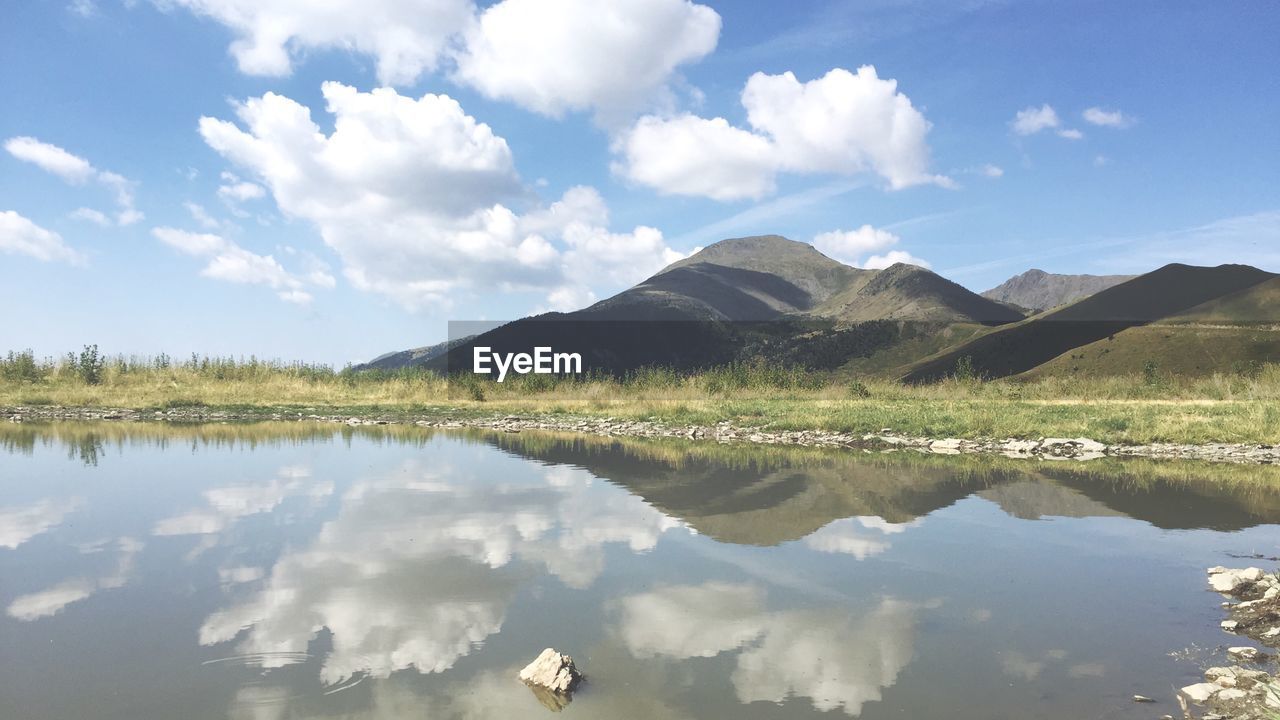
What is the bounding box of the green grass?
[3,348,1280,446]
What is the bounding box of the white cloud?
[0,211,87,265]
[216,172,266,203]
[979,163,1004,178]
[69,0,98,17]
[183,201,220,229]
[615,115,776,200]
[153,227,325,304]
[4,136,142,225]
[1011,104,1060,136]
[1082,107,1134,128]
[70,207,112,226]
[160,0,720,122]
[158,0,475,85]
[617,66,947,200]
[200,83,681,311]
[813,225,898,264]
[5,136,95,183]
[454,0,720,124]
[1010,104,1083,140]
[812,224,930,270]
[864,249,931,270]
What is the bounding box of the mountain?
[1022,275,1280,378]
[418,235,1024,375]
[901,263,1278,382]
[585,234,864,321]
[812,262,1024,323]
[353,336,472,371]
[571,234,1020,323]
[981,269,1136,312]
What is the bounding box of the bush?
[847,380,871,399]
[0,350,45,383]
[1142,359,1161,387]
[77,345,105,385]
[953,355,977,382]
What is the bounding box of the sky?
[1,0,1277,365]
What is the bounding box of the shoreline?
[7,404,1280,466]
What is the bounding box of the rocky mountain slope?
[981,269,1136,312]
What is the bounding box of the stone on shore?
[1181,682,1220,703]
[519,648,583,695]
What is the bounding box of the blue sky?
[2,0,1277,364]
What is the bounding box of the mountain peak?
[982,268,1137,312]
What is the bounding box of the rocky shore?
[5,404,1280,465]
[1178,567,1280,719]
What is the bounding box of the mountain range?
[363,235,1278,381]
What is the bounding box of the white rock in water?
[1208,566,1228,575]
[1227,646,1260,661]
[1216,688,1249,702]
[1221,620,1239,631]
[1180,682,1220,703]
[518,648,583,694]
[1209,568,1264,594]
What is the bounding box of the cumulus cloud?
[454,0,720,124]
[1082,107,1134,128]
[157,0,474,85]
[152,227,326,304]
[159,0,719,123]
[1010,104,1082,140]
[812,224,930,269]
[978,163,1004,178]
[617,66,948,200]
[199,83,682,311]
[615,115,776,200]
[0,211,87,265]
[4,136,142,225]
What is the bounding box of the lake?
[1,422,1277,719]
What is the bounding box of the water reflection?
[0,496,83,549]
[617,582,918,715]
[1,421,1279,720]
[198,457,680,685]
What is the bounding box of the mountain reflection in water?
[1,421,1278,720]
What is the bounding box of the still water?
[1,422,1277,719]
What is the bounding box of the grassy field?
[3,348,1280,445]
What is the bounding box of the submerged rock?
[519,648,583,696]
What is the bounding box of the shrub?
[77,344,105,385]
[847,380,871,399]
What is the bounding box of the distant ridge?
[902,263,1278,382]
[981,269,1136,312]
